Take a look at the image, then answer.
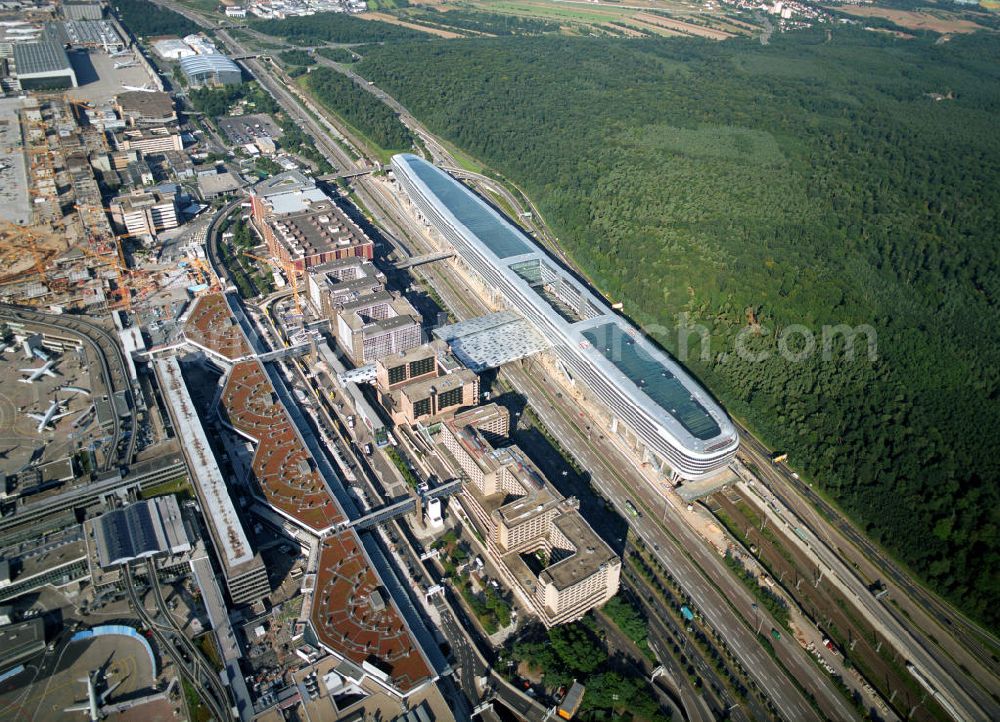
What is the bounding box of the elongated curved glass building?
[391,154,739,480]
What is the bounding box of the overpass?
[395,250,454,270]
[317,168,377,182]
[344,479,462,530]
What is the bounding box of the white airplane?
[121,84,156,93]
[61,386,91,396]
[19,360,58,384]
[114,61,137,69]
[64,670,123,721]
[28,399,71,433]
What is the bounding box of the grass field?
[139,476,193,500]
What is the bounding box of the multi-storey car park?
[391,154,739,481]
[171,293,436,697]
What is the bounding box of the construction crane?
[0,222,54,286]
[243,251,301,315]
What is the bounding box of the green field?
[359,28,1000,627]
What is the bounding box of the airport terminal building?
[391,154,739,481]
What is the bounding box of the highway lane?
[739,438,996,722]
[122,562,232,722]
[621,563,762,722]
[157,9,1000,711]
[147,10,876,718]
[362,190,845,722]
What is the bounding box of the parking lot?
[218,114,282,146]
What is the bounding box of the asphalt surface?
[145,7,994,721]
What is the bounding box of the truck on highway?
[771,628,781,641]
[680,606,694,622]
[624,500,639,517]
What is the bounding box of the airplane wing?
[62,704,89,713]
[27,413,45,422]
[99,679,124,705]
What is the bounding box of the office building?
[335,290,421,366]
[375,342,479,426]
[440,405,620,627]
[306,257,385,317]
[110,190,178,238]
[116,127,183,154]
[392,154,739,482]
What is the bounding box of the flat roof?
[12,40,72,75]
[270,199,372,259]
[310,531,432,694]
[433,310,549,372]
[583,323,720,440]
[399,155,531,259]
[183,293,253,362]
[220,359,345,533]
[0,618,45,666]
[116,91,175,119]
[157,356,254,570]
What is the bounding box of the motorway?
[740,436,998,721]
[198,24,837,720]
[150,5,994,720]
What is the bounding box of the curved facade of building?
[391,153,739,480]
[178,54,241,87]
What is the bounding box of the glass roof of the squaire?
[400,155,532,259]
[582,323,722,440]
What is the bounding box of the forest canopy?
[358,29,1000,626]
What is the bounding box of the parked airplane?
[61,385,91,396]
[64,666,123,721]
[19,360,58,384]
[121,84,155,93]
[113,61,137,69]
[28,399,71,433]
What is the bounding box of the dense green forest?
[254,11,424,44]
[114,0,199,37]
[316,46,358,64]
[359,30,1000,626]
[303,67,412,152]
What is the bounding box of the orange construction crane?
[0,222,55,286]
[243,251,301,315]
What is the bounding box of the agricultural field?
[364,0,758,39]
